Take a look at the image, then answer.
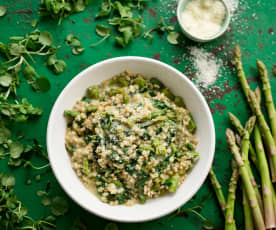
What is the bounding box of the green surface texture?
[0,0,275,229]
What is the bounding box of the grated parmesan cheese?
[180,0,226,38]
[190,47,222,88]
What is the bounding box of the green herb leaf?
[47,54,66,74]
[9,43,25,56]
[74,0,86,12]
[167,32,179,45]
[31,19,38,27]
[32,76,51,92]
[23,65,35,80]
[0,73,12,87]
[1,174,15,187]
[72,46,84,55]
[0,125,11,144]
[96,0,112,18]
[9,141,24,159]
[42,197,51,206]
[66,34,81,47]
[96,24,111,37]
[39,31,53,46]
[114,1,132,18]
[114,37,126,47]
[36,190,47,197]
[51,196,69,216]
[0,6,7,17]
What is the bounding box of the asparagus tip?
[245,116,256,133]
[226,128,235,142]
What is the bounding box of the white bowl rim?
[177,0,231,42]
[47,56,216,222]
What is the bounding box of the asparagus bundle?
[209,46,276,230]
[241,116,264,214]
[226,129,265,230]
[234,45,276,181]
[209,167,237,230]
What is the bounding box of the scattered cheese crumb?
[190,47,222,88]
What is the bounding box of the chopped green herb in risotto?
[64,70,199,205]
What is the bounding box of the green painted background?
[0,0,275,229]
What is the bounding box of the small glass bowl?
[177,0,231,42]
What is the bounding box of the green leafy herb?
[39,31,53,46]
[144,17,179,45]
[37,190,48,197]
[42,197,51,206]
[47,54,67,74]
[91,24,112,47]
[0,124,49,169]
[93,0,146,47]
[0,29,65,96]
[39,0,90,24]
[0,6,7,17]
[9,141,24,159]
[96,0,112,18]
[50,196,69,216]
[66,34,84,55]
[32,76,51,92]
[0,97,42,122]
[167,31,180,45]
[31,19,38,27]
[0,173,56,229]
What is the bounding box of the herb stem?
[2,56,19,64]
[25,162,50,170]
[90,34,111,47]
[7,56,24,71]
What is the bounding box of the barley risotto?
[64,70,199,205]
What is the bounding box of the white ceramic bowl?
[177,0,231,42]
[47,57,215,222]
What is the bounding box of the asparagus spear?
[255,86,261,105]
[241,117,264,214]
[254,126,276,228]
[225,161,239,230]
[257,60,276,141]
[229,113,263,212]
[248,90,276,177]
[242,186,254,230]
[226,129,265,230]
[228,112,258,170]
[234,45,276,181]
[209,168,226,213]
